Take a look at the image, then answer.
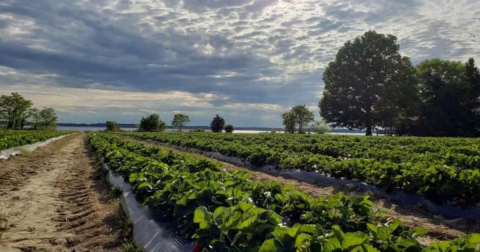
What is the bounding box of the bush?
[105,121,120,131]
[139,114,166,132]
[224,124,234,133]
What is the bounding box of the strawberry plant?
[116,132,480,205]
[89,133,480,252]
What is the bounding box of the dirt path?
[0,134,129,252]
[120,136,480,242]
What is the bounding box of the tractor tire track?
[0,134,128,252]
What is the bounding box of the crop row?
[117,132,480,205]
[89,133,480,251]
[0,130,67,151]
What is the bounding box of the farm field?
[119,132,480,206]
[0,130,67,151]
[90,132,480,251]
[1,131,479,251]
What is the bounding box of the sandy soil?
[122,136,480,243]
[0,134,128,252]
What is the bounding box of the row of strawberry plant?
[89,133,480,251]
[118,132,480,205]
[0,130,68,151]
[119,132,480,169]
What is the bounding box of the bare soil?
[0,134,129,252]
[123,136,480,243]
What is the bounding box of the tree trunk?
[366,126,372,136]
[365,107,373,136]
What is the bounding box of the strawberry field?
[0,130,67,151]
[89,133,480,251]
[118,132,480,206]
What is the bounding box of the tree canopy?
[34,107,58,130]
[139,113,166,132]
[0,92,35,129]
[319,31,417,136]
[210,114,225,132]
[282,105,314,133]
[172,113,190,131]
[282,112,296,134]
[415,58,480,136]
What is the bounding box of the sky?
[0,0,479,127]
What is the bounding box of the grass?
[18,148,32,157]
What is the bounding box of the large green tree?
[464,58,480,134]
[416,58,480,136]
[0,92,35,129]
[319,31,418,136]
[172,113,190,131]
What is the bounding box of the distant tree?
[37,108,58,129]
[292,105,314,133]
[0,92,34,129]
[282,105,314,134]
[319,31,418,136]
[139,113,166,132]
[282,112,296,134]
[415,58,480,136]
[210,114,225,132]
[106,121,120,131]
[307,119,331,134]
[172,113,190,131]
[224,124,234,133]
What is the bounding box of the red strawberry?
[193,244,202,252]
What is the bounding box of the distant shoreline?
[57,124,367,134]
[57,123,283,131]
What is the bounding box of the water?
[57,126,136,132]
[57,126,273,133]
[56,126,369,136]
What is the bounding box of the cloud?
[0,0,479,126]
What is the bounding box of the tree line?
[316,31,480,136]
[106,113,235,133]
[0,93,58,130]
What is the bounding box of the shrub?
[139,114,166,132]
[105,121,120,131]
[224,124,234,133]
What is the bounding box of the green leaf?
[367,224,378,237]
[332,225,345,243]
[193,206,211,229]
[342,232,368,249]
[259,239,276,252]
[295,233,312,248]
[237,214,257,230]
[468,233,480,243]
[137,181,151,190]
[413,227,429,237]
